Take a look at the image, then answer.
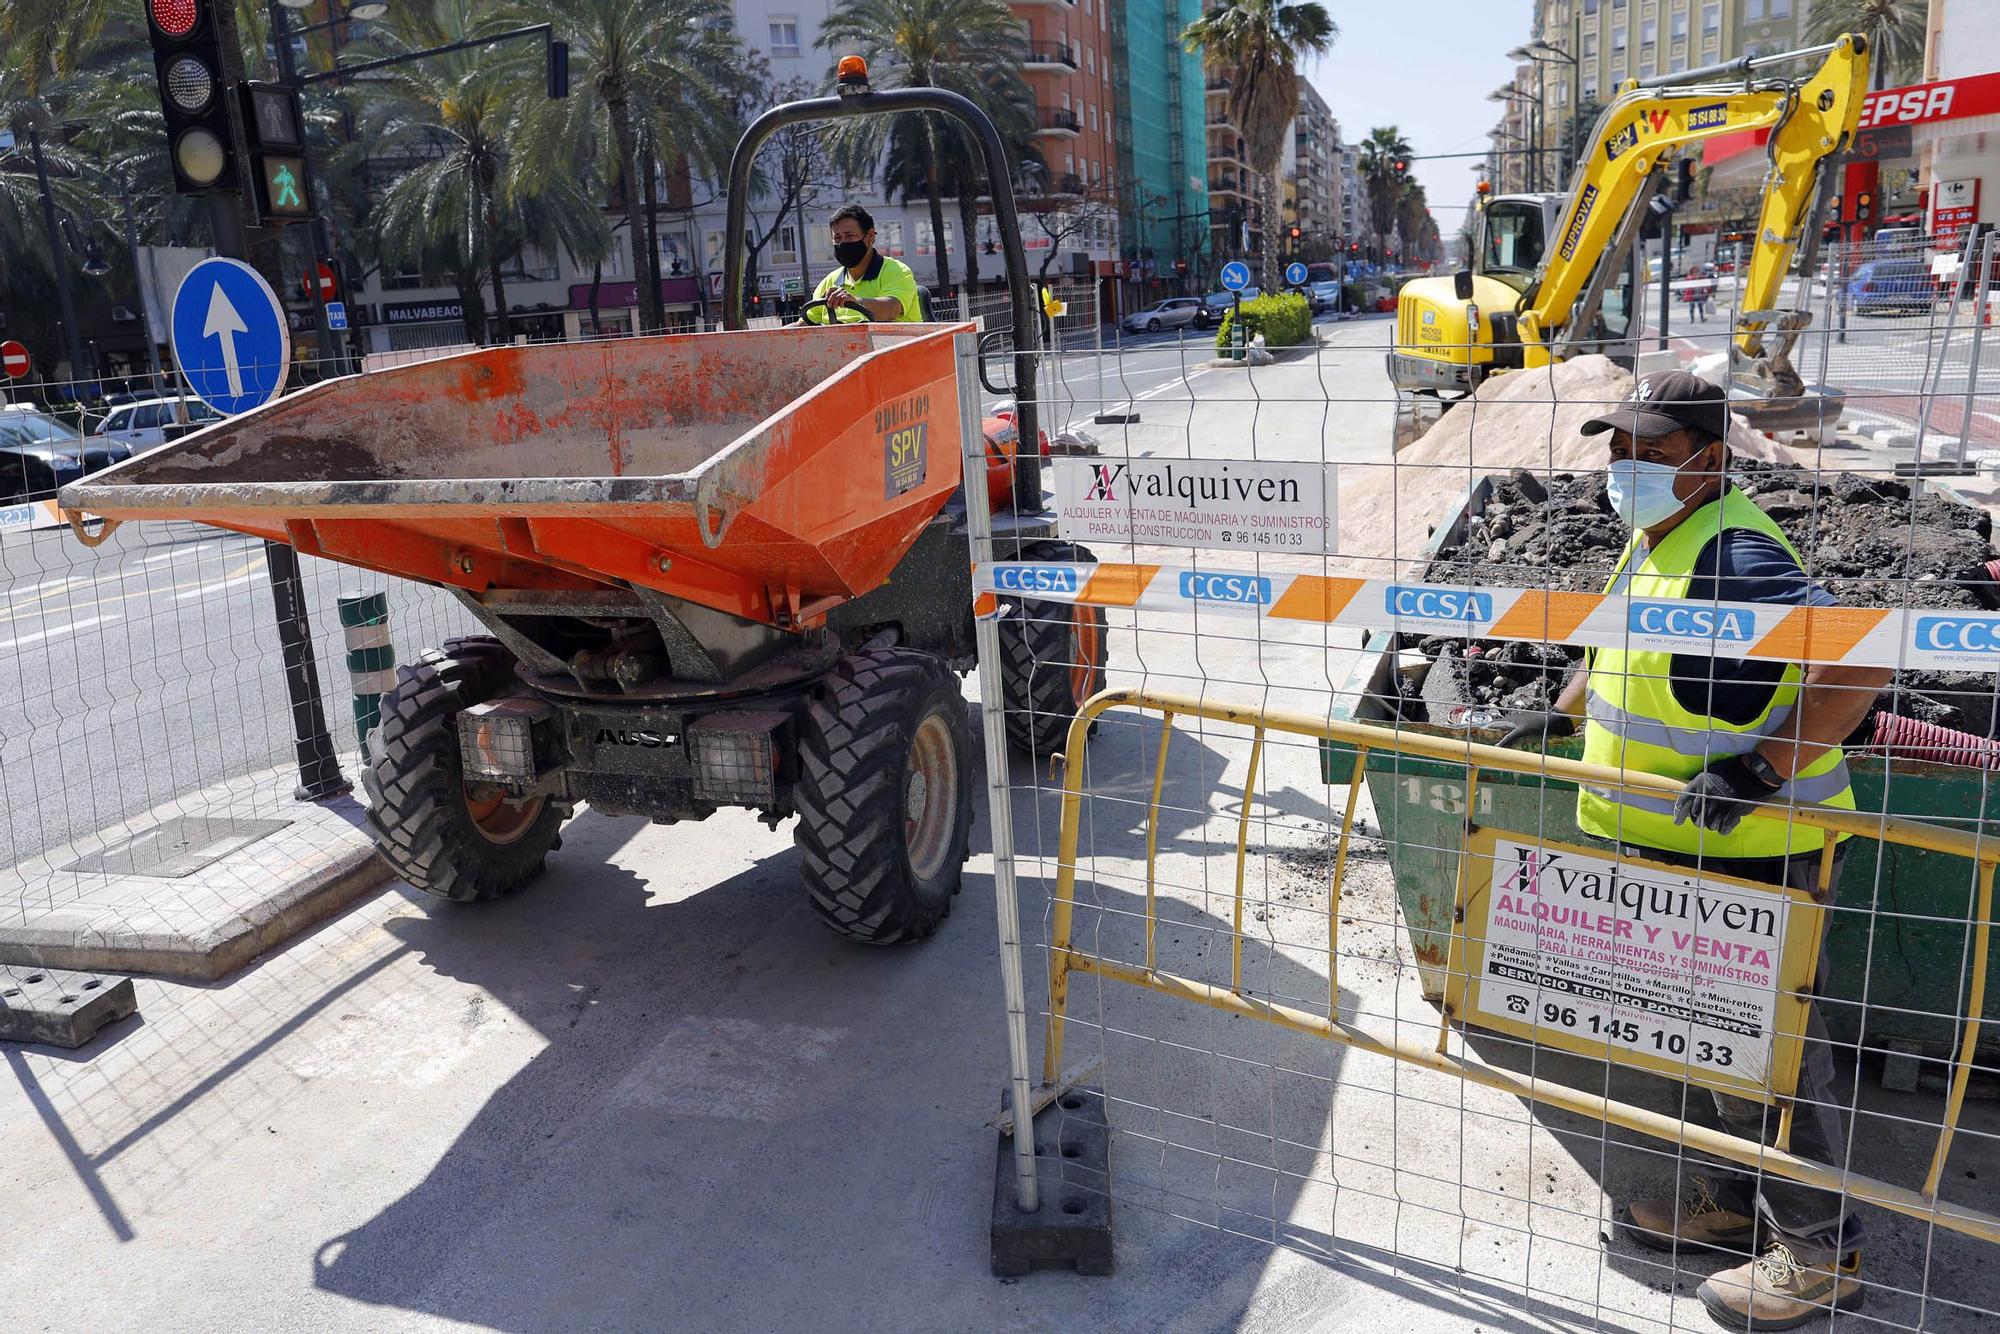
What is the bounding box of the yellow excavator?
[1390,34,1870,419]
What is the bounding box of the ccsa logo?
[1628,602,1756,641]
[995,564,1080,594]
[1915,616,2000,653]
[1385,586,1494,622]
[1179,572,1273,605]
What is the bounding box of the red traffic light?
[148,0,200,38]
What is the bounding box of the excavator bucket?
[61,325,971,628]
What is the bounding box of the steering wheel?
[789,295,878,327]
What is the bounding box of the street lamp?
[1488,84,1543,192]
[1513,39,1582,184]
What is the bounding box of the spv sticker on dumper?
[879,394,929,498]
[1448,831,1821,1101]
[1052,456,1335,553]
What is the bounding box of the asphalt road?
[0,519,475,867]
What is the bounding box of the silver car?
[93,395,222,450]
[1121,297,1204,333]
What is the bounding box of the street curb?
[0,845,393,982]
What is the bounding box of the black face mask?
[833,240,869,269]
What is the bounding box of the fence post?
[953,331,1041,1215]
[1954,232,1994,470]
[337,590,396,751]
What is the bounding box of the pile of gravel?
[1412,462,2000,736]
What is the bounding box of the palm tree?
[1357,126,1412,263]
[1181,0,1336,289]
[818,0,1029,297]
[509,0,748,333]
[363,0,609,344]
[1806,0,1925,90]
[1396,179,1431,264]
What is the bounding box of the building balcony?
[1023,40,1078,71]
[1035,108,1082,137]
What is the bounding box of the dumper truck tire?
[364,637,570,903]
[794,648,973,944]
[999,540,1109,757]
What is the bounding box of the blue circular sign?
[1285,261,1309,287]
[1220,261,1252,292]
[170,257,291,416]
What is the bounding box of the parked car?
[0,405,130,505]
[1120,297,1204,334]
[92,395,222,450]
[1308,280,1343,314]
[1847,258,1937,314]
[1196,288,1258,328]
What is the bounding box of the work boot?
[1618,1176,1757,1254]
[1697,1241,1864,1330]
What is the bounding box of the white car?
[92,396,222,450]
[1121,298,1204,333]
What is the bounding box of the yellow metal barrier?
[1040,687,2000,1244]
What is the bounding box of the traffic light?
[148,0,239,195]
[1288,226,1302,240]
[1830,195,1843,224]
[243,82,310,221]
[1392,158,1409,176]
[1855,190,1874,222]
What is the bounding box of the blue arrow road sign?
[171,257,290,416]
[1220,261,1251,292]
[324,300,349,331]
[1285,261,1309,286]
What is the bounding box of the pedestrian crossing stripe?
[973,561,2000,671]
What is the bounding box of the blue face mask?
[1606,449,1713,529]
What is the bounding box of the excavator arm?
[1517,35,1871,382]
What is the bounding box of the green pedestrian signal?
[270,163,301,209]
[256,152,312,219]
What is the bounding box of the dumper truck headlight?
[691,711,784,805]
[457,697,555,782]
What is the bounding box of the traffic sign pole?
[194,207,347,802]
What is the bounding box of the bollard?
[337,590,396,752]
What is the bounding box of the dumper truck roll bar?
[722,81,1043,505]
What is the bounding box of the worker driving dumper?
[1498,371,1890,1331]
[802,203,924,324]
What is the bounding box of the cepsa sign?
[1858,71,2000,129]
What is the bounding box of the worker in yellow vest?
[1500,371,1890,1330]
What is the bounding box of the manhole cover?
[60,816,292,879]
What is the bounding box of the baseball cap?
[1580,370,1729,443]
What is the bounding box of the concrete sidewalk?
[0,762,388,980]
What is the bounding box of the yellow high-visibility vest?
[1577,488,1854,858]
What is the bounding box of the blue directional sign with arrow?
[1285,261,1309,287]
[171,257,291,416]
[1220,260,1252,292]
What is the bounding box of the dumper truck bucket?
[59,323,971,628]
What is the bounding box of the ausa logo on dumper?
[595,727,678,748]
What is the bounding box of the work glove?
[1497,709,1578,750]
[1671,755,1784,836]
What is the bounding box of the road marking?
[0,614,119,653]
[174,571,263,602]
[140,539,225,567]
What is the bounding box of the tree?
[1807,0,1925,90]
[1021,178,1119,283]
[737,69,834,311]
[510,0,749,333]
[1357,126,1413,262]
[1557,97,1603,186]
[818,0,1032,296]
[363,1,609,345]
[1180,0,1336,289]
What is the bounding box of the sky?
[1299,1,1535,235]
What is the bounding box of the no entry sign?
[1,341,28,379]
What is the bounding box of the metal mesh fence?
[968,252,2000,1328]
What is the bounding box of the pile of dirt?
[1418,461,2000,736]
[1332,355,1795,580]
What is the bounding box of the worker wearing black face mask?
[803,202,925,324]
